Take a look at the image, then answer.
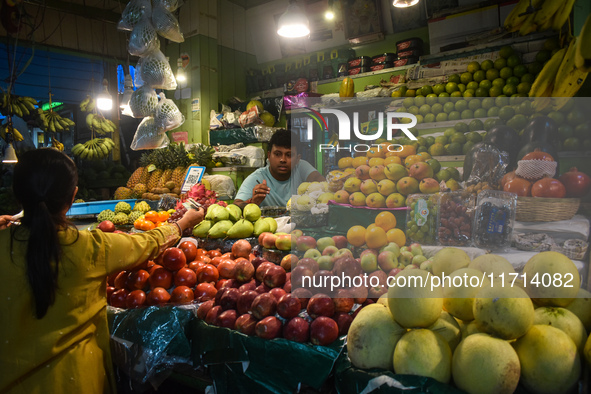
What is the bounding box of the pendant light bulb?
[97,78,113,111]
[393,0,419,8]
[2,143,17,163]
[120,74,133,109]
[277,0,310,38]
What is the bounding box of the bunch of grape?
[167,205,193,236]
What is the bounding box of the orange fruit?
[338,157,353,169]
[347,225,366,247]
[366,223,378,232]
[352,156,368,168]
[386,228,406,247]
[365,226,388,249]
[144,210,159,222]
[140,220,156,231]
[134,218,144,230]
[383,156,403,165]
[375,211,397,232]
[157,211,170,222]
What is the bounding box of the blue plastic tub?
[67,199,137,217]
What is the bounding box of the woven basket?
[515,196,580,222]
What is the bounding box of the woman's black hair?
[12,149,78,319]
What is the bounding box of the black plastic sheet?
[209,127,259,146]
[191,319,344,394]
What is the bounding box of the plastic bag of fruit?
[128,16,160,57]
[464,143,509,188]
[117,0,152,31]
[153,0,183,12]
[131,117,170,150]
[129,85,159,118]
[136,49,177,90]
[151,3,184,42]
[154,93,184,133]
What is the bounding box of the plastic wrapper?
[254,125,275,142]
[437,191,475,246]
[129,16,160,57]
[209,127,259,146]
[464,143,509,187]
[228,145,265,167]
[238,105,263,128]
[158,193,179,211]
[191,319,344,394]
[201,174,236,199]
[108,305,194,388]
[405,194,440,245]
[515,159,557,180]
[131,117,170,150]
[136,50,177,90]
[209,110,224,130]
[117,0,151,31]
[151,4,184,43]
[152,0,183,12]
[129,85,159,118]
[473,190,517,251]
[154,93,184,133]
[215,142,245,152]
[212,151,246,166]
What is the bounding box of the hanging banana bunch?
[85,113,117,135]
[575,14,591,72]
[39,109,75,132]
[0,123,24,142]
[72,137,115,160]
[0,93,38,117]
[50,137,64,151]
[79,95,96,112]
[504,0,578,35]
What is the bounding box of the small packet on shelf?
[437,191,475,247]
[405,193,440,245]
[472,190,517,251]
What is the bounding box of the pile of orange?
[346,211,407,249]
[134,210,171,231]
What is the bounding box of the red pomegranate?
[531,178,566,198]
[521,149,554,162]
[503,177,532,197]
[500,171,517,190]
[558,168,591,198]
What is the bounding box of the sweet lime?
[481,97,496,109]
[468,99,481,110]
[438,93,451,103]
[499,67,513,79]
[446,82,459,94]
[457,83,466,93]
[414,96,426,107]
[481,60,494,71]
[424,113,436,123]
[463,89,475,98]
[513,65,528,78]
[499,46,515,59]
[507,54,521,68]
[489,86,503,97]
[448,74,461,84]
[498,106,515,121]
[431,103,443,114]
[517,82,532,95]
[403,97,414,108]
[486,68,500,81]
[421,85,434,96]
[502,84,517,96]
[507,76,520,86]
[535,50,551,64]
[475,87,489,97]
[495,96,510,107]
[494,58,507,70]
[436,112,449,122]
[426,94,438,106]
[433,84,446,95]
[455,99,468,112]
[506,114,528,130]
[474,108,488,118]
[487,106,500,117]
[450,91,463,98]
[528,61,543,75]
[454,122,470,134]
[444,128,457,138]
[479,80,492,90]
[460,72,473,84]
[492,78,506,88]
[473,70,486,83]
[443,102,456,113]
[467,81,479,91]
[408,105,420,115]
[469,119,485,131]
[448,111,461,121]
[467,61,481,73]
[521,73,535,84]
[419,104,431,116]
[406,89,416,97]
[461,109,474,119]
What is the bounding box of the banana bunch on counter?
[0,93,38,117]
[51,137,64,151]
[39,109,75,132]
[504,0,577,35]
[0,124,24,142]
[72,138,115,160]
[79,95,96,112]
[85,113,117,134]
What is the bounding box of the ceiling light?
[277,0,310,38]
[176,58,186,83]
[325,0,334,20]
[393,0,419,8]
[2,143,17,163]
[120,74,133,109]
[97,78,113,111]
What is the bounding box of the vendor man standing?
[234,129,325,208]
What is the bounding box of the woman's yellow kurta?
[0,225,180,394]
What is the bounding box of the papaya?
[339,77,355,98]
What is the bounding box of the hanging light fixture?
[324,0,335,20]
[393,0,419,7]
[176,58,186,83]
[277,0,310,38]
[120,74,133,109]
[2,143,17,163]
[96,78,113,111]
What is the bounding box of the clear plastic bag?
[153,0,183,12]
[136,50,177,90]
[151,4,184,43]
[131,117,170,150]
[129,86,159,118]
[472,190,517,251]
[464,143,509,187]
[405,193,440,245]
[129,16,160,57]
[154,93,184,133]
[117,0,151,31]
[201,175,236,199]
[437,191,475,246]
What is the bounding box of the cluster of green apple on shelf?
[346,247,591,394]
[391,41,558,105]
[289,181,334,212]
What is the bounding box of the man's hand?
[177,208,205,232]
[251,180,270,205]
[0,215,17,230]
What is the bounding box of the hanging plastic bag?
[129,85,159,118]
[152,4,184,43]
[153,0,183,12]
[129,16,160,57]
[117,0,151,31]
[136,49,177,90]
[131,117,170,150]
[154,93,184,133]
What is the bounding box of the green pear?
[253,218,271,237]
[192,220,213,238]
[207,220,233,238]
[226,219,254,239]
[263,217,278,233]
[225,204,242,222]
[243,203,261,222]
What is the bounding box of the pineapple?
[133,183,147,198]
[126,152,151,188]
[171,143,191,188]
[156,147,175,189]
[147,150,164,192]
[114,187,133,200]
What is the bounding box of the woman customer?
[0,149,204,393]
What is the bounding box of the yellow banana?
[86,100,96,112]
[504,0,531,32]
[11,127,24,142]
[529,46,567,97]
[552,0,576,31]
[534,0,564,27]
[519,13,538,36]
[575,14,591,72]
[12,102,22,117]
[552,37,588,106]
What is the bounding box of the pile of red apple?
[106,238,369,347]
